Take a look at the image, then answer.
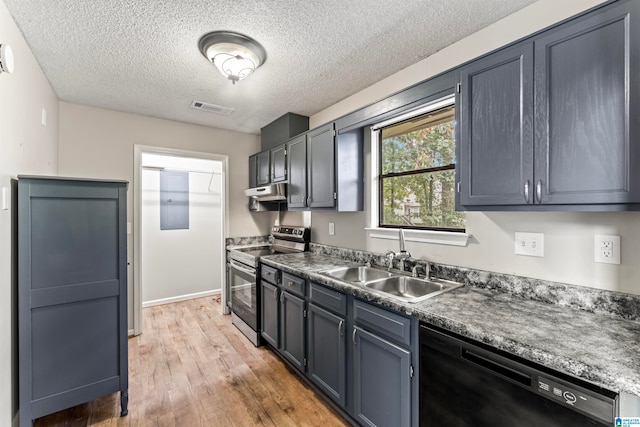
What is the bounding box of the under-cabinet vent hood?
[244,183,287,201]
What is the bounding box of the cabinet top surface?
[18,175,129,185]
[260,251,640,398]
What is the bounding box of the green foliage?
[380,121,465,230]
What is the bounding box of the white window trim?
[369,95,470,247]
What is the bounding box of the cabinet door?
[458,42,534,206]
[271,144,287,183]
[307,124,336,208]
[248,154,258,189]
[287,134,308,208]
[353,326,411,427]
[256,150,271,186]
[280,291,306,371]
[534,1,640,204]
[307,304,346,406]
[261,281,280,348]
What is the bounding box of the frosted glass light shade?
[199,32,266,84]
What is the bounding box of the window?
[375,99,465,232]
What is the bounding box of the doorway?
[133,145,229,335]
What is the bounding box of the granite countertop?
[260,252,640,398]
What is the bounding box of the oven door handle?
[228,260,256,276]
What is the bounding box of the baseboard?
[142,289,221,308]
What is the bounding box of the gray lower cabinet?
[18,176,129,427]
[353,327,411,427]
[307,303,346,406]
[261,281,280,348]
[280,291,306,371]
[458,0,640,210]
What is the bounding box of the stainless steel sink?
[364,276,463,303]
[321,266,393,284]
[321,265,463,303]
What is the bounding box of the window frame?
[371,95,465,233]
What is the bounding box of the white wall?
[0,0,60,424]
[141,156,223,305]
[309,0,640,296]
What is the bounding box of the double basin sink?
[320,265,463,303]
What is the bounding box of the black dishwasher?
[420,325,617,426]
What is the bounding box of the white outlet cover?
[594,234,620,264]
[329,222,335,236]
[514,232,544,257]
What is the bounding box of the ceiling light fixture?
[198,31,266,85]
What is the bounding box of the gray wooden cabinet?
[458,42,534,207]
[280,291,306,371]
[270,144,287,183]
[458,0,640,210]
[248,154,258,189]
[261,281,280,348]
[307,283,347,406]
[256,150,271,186]
[18,176,128,427]
[307,124,336,209]
[286,133,308,208]
[353,327,411,427]
[352,299,414,427]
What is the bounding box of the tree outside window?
[379,104,465,231]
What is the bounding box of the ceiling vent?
[190,100,234,116]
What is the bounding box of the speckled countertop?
[260,252,640,398]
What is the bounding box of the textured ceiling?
[4,0,537,135]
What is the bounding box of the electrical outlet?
[594,235,620,264]
[514,232,544,257]
[329,222,335,236]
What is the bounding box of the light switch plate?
[515,232,544,257]
[1,187,7,210]
[594,234,620,264]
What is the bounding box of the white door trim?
[133,144,230,335]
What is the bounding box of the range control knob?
[563,391,577,404]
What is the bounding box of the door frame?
[133,145,230,335]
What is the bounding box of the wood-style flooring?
[34,297,350,427]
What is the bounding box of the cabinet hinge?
[284,148,287,155]
[456,83,461,93]
[304,358,308,367]
[410,365,414,378]
[303,309,307,318]
[333,192,337,200]
[457,182,461,193]
[332,129,337,137]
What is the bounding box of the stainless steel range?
[227,225,310,346]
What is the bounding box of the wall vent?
[190,100,234,116]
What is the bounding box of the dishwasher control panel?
[537,376,615,424]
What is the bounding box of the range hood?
[244,183,287,201]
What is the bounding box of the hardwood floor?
[34,297,351,427]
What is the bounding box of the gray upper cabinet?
[256,150,271,186]
[458,42,534,206]
[458,0,640,210]
[307,124,336,209]
[534,0,640,205]
[248,154,258,189]
[270,143,287,183]
[287,133,308,208]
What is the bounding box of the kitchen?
[1,0,640,426]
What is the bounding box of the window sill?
[365,228,470,247]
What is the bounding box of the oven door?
[228,259,258,332]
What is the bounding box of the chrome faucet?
[396,229,412,271]
[385,250,396,271]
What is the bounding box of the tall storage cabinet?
[18,176,129,426]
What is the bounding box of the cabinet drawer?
[309,282,347,316]
[353,300,411,347]
[261,265,279,284]
[282,272,306,297]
